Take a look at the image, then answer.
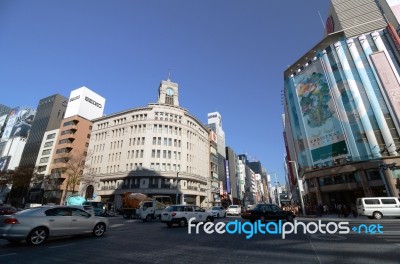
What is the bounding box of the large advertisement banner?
[387,0,400,23]
[292,60,348,163]
[1,108,19,142]
[0,114,7,131]
[0,108,35,142]
[0,156,11,173]
[370,51,400,124]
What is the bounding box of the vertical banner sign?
[225,160,231,194]
[370,51,400,122]
[292,60,348,163]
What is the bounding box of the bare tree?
[0,171,13,187]
[56,151,91,204]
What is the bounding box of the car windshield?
[212,207,220,210]
[14,207,45,216]
[248,204,257,210]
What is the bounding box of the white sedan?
[207,206,226,218]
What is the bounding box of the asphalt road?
[0,215,399,264]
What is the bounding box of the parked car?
[0,205,109,245]
[207,206,226,218]
[226,205,242,216]
[161,205,214,227]
[0,206,18,215]
[241,203,295,223]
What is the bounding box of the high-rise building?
[78,79,210,208]
[0,104,11,139]
[206,112,227,194]
[225,146,240,204]
[283,0,400,207]
[8,94,68,205]
[19,95,68,168]
[41,87,105,204]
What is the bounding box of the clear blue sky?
[0,0,330,184]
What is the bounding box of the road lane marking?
[311,234,347,241]
[307,234,322,264]
[110,224,124,228]
[0,253,17,257]
[48,243,75,249]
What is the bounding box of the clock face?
[166,88,174,96]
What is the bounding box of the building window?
[40,157,49,163]
[63,120,76,127]
[44,141,53,147]
[46,133,56,140]
[42,149,51,155]
[59,138,73,144]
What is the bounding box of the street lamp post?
[288,160,306,216]
[176,172,179,204]
[272,172,280,207]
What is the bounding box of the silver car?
[0,205,109,245]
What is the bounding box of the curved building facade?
[79,79,210,208]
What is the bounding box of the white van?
[356,197,400,219]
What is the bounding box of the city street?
[0,215,399,264]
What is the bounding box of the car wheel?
[206,216,213,222]
[145,215,153,222]
[373,212,383,220]
[166,223,173,228]
[287,215,294,222]
[260,216,266,223]
[26,227,48,246]
[178,218,187,227]
[224,213,226,218]
[93,223,106,237]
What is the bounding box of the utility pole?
[272,172,280,207]
[288,161,306,216]
[175,172,179,204]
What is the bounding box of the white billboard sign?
[64,86,105,120]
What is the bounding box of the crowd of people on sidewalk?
[306,203,358,217]
[282,205,301,216]
[281,203,358,218]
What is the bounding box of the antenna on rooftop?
[317,10,325,29]
[167,69,171,81]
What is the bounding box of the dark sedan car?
[0,206,18,215]
[241,203,295,223]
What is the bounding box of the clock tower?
[158,79,179,107]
